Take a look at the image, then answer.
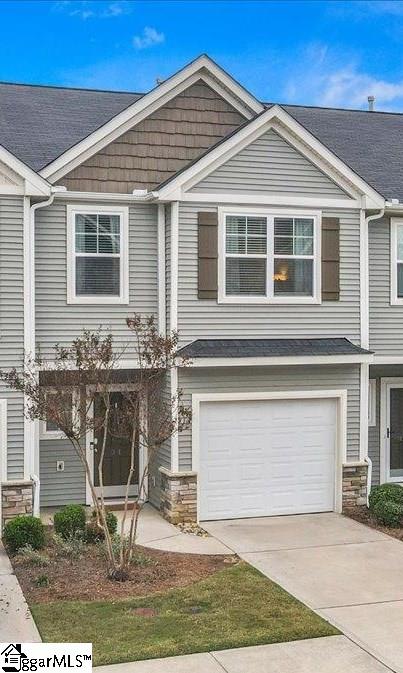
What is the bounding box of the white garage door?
[199,397,337,521]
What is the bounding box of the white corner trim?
[41,56,262,183]
[0,400,7,483]
[191,389,347,520]
[170,202,179,333]
[66,203,129,305]
[360,209,369,349]
[158,204,166,336]
[180,354,373,368]
[157,106,384,207]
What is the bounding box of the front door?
[387,385,403,482]
[93,391,138,499]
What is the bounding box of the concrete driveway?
[203,513,403,673]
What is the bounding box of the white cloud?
[133,27,165,50]
[283,44,403,111]
[52,1,131,20]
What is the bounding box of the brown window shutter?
[321,217,340,301]
[198,211,218,299]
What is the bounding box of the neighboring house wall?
[369,216,403,356]
[61,81,246,193]
[178,364,361,471]
[0,196,25,479]
[191,129,349,198]
[177,203,361,347]
[35,200,158,360]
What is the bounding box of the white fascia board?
[53,190,157,203]
[41,56,262,183]
[157,105,384,207]
[373,356,403,365]
[179,354,373,367]
[0,145,51,196]
[178,192,360,209]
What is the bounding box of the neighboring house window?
[368,379,376,427]
[220,210,320,303]
[67,205,129,304]
[391,218,403,305]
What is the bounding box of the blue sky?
[2,1,403,110]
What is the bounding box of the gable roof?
[0,54,403,201]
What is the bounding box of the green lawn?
[31,563,338,666]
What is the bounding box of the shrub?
[373,499,403,527]
[35,574,49,588]
[3,515,45,554]
[369,483,403,513]
[52,532,85,560]
[53,505,86,539]
[85,511,118,544]
[17,544,50,567]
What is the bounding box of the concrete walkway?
[0,543,41,641]
[96,635,392,672]
[41,504,231,555]
[203,512,403,673]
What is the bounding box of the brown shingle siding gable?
[62,80,246,193]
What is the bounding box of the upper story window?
[220,210,320,304]
[391,218,403,305]
[67,205,129,305]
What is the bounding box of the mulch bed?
[344,505,403,541]
[11,540,235,604]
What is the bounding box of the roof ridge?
[0,79,144,96]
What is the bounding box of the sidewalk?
[0,544,41,641]
[95,636,392,672]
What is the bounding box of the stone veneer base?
[2,480,34,528]
[342,462,368,509]
[159,467,197,524]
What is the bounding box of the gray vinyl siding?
[40,437,86,506]
[191,130,348,198]
[35,201,158,360]
[368,378,380,487]
[178,364,361,471]
[0,197,25,479]
[148,371,172,509]
[178,204,361,346]
[369,217,403,356]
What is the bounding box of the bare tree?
[0,316,191,580]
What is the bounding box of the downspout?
[362,207,385,505]
[26,188,63,516]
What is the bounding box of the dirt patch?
[344,506,403,541]
[11,542,234,604]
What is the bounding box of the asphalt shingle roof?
[1,78,403,200]
[178,337,371,359]
[0,82,142,171]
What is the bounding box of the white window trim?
[368,379,376,427]
[67,204,129,305]
[390,218,403,305]
[39,389,80,441]
[217,207,321,304]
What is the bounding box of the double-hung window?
[67,205,129,304]
[391,218,403,304]
[221,210,319,303]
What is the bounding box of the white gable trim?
[40,55,263,183]
[0,145,51,196]
[156,105,384,208]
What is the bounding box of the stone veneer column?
[2,480,34,527]
[159,467,197,523]
[342,463,368,509]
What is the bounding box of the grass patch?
[31,562,338,666]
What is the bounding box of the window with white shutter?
[67,205,129,304]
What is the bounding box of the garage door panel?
[199,397,337,521]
